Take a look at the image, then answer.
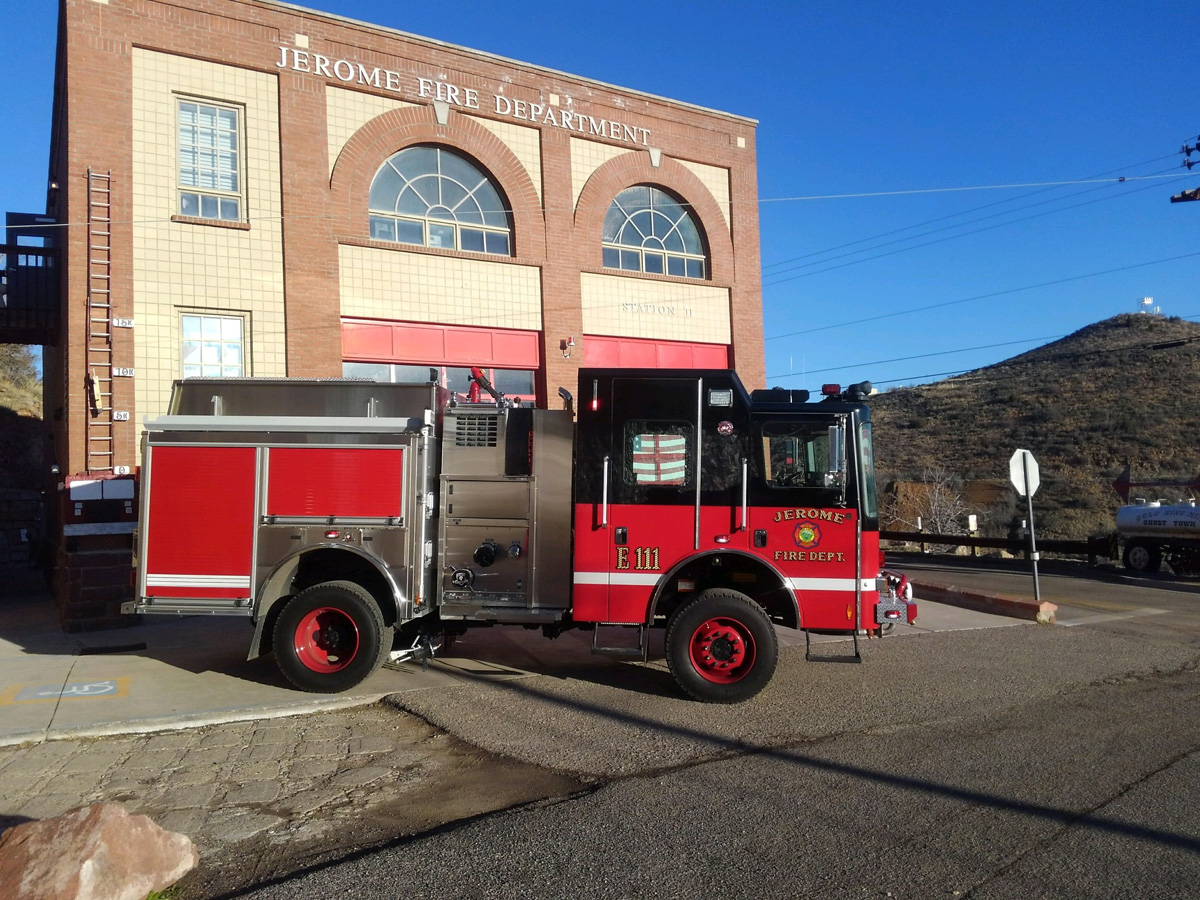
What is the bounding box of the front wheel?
[273,580,389,692]
[665,589,778,703]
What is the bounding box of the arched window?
[368,145,512,256]
[602,186,707,278]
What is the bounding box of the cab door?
[748,414,862,630]
[572,376,701,622]
[572,374,750,624]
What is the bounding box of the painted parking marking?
[0,677,131,704]
[1058,608,1167,627]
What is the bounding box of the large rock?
[0,802,198,900]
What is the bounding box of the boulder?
[0,802,198,900]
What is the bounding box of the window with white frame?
[178,100,242,222]
[182,314,244,378]
[602,185,707,278]
[367,145,512,256]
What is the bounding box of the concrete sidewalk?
[0,580,1027,896]
[0,578,1024,748]
[0,582,553,748]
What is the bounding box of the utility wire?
[778,317,1200,389]
[763,165,1180,281]
[2,172,1188,233]
[761,154,1179,272]
[759,172,1183,204]
[764,173,1192,286]
[766,250,1200,341]
[766,334,1064,381]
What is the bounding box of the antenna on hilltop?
[1137,296,1161,315]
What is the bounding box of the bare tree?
[890,467,970,536]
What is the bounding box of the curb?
[913,579,1057,625]
[0,692,396,749]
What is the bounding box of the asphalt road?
[897,553,1200,637]
[229,563,1200,900]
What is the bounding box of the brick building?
[5,0,764,627]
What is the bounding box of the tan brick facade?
[44,0,763,626]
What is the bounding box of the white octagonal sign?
[1009,449,1040,497]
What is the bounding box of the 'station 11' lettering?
[616,546,661,571]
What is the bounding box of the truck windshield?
[858,421,878,519]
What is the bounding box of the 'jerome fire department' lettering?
[773,508,849,524]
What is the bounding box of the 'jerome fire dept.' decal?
[773,508,850,563]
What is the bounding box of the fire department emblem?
[793,521,821,549]
[717,420,735,436]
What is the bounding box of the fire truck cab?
[130,369,912,703]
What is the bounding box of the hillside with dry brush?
[869,314,1200,540]
[0,345,44,492]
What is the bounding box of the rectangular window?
[182,314,245,378]
[178,100,242,222]
[341,363,535,402]
[369,216,396,241]
[492,368,535,396]
[625,422,691,486]
[760,421,833,490]
[859,421,877,519]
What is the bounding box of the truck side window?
[623,421,692,487]
[761,421,832,489]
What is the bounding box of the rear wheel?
[665,588,778,703]
[273,580,389,692]
[1123,542,1162,574]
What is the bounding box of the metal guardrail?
[880,530,1118,566]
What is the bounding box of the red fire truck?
[127,368,914,703]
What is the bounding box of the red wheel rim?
[294,607,360,673]
[688,616,756,684]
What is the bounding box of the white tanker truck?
[1115,499,1200,575]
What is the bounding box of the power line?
[761,154,1179,272]
[765,250,1200,341]
[777,314,1200,390]
[2,171,1189,234]
[766,333,1064,381]
[764,173,1193,287]
[763,166,1180,281]
[757,172,1183,204]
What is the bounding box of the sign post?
[1009,449,1041,603]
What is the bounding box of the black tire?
[665,588,778,703]
[272,580,389,693]
[1123,542,1162,574]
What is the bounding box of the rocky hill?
[0,345,44,492]
[869,314,1200,540]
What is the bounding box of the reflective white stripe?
[786,577,874,593]
[573,572,662,586]
[147,574,251,589]
[573,573,873,591]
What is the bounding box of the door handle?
[601,455,610,528]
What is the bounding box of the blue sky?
[3,0,1196,390]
